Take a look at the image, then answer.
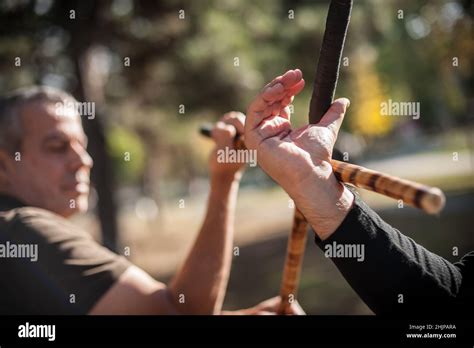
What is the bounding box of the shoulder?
[0,206,108,265]
[0,207,131,314]
[0,206,91,244]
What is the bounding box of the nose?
[70,142,94,171]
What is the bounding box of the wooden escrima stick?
[198,127,445,215]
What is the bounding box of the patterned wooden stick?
[278,207,308,313]
[331,160,445,214]
[199,125,446,214]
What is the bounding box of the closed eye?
[46,141,69,153]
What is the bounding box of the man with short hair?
[0,86,303,315]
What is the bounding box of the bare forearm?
[169,173,240,314]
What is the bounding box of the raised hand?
[245,69,354,239]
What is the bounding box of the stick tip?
[421,187,446,214]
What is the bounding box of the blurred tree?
[349,49,393,138]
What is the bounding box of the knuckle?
[326,124,337,138]
[223,125,235,136]
[222,112,233,121]
[215,121,226,129]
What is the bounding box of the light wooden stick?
[199,125,446,214]
[278,208,308,314]
[331,160,445,214]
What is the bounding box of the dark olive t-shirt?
[0,195,131,314]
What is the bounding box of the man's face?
[7,100,93,217]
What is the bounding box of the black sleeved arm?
[314,192,473,316]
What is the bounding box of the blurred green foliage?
[107,126,146,183]
[0,0,472,194]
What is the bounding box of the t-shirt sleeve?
[313,190,472,316]
[0,207,131,314]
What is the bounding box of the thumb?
[317,98,350,139]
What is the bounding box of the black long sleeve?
[314,192,473,316]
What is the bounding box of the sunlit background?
[0,0,472,314]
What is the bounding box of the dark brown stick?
[278,0,354,314]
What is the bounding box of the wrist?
[316,183,354,240]
[290,170,354,240]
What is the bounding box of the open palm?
[244,69,350,197]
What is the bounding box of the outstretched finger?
[249,83,285,114]
[275,69,303,89]
[247,73,304,131]
[286,79,305,98]
[263,69,302,90]
[249,69,304,114]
